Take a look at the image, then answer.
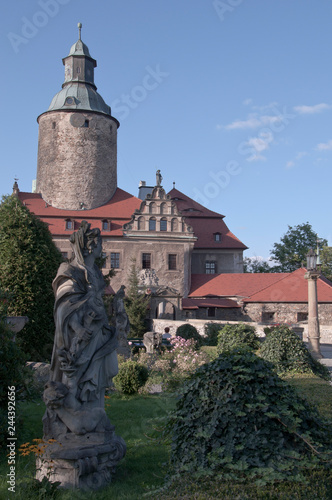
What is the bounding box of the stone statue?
[113,285,131,359]
[38,221,126,490]
[156,169,162,186]
[143,331,163,354]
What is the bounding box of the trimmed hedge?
[217,323,260,354]
[259,325,330,380]
[167,348,332,484]
[113,360,149,394]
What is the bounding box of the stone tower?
[36,24,119,210]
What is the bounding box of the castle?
[14,27,332,337]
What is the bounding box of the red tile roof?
[189,268,332,303]
[190,272,287,298]
[244,268,332,303]
[18,189,141,237]
[169,188,247,250]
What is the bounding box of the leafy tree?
[243,256,272,273]
[320,246,332,282]
[124,259,150,337]
[0,195,62,361]
[270,222,327,272]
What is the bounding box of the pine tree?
[124,259,150,338]
[0,195,62,360]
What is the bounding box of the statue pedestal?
[36,433,126,491]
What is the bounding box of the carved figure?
[156,169,162,186]
[143,331,163,354]
[40,221,125,489]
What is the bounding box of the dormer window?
[65,97,75,106]
[214,232,222,242]
[65,219,73,230]
[102,220,110,231]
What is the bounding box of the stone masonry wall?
[37,111,118,210]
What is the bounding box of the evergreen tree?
[124,259,150,337]
[0,195,62,361]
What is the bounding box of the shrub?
[167,348,332,484]
[217,323,260,354]
[204,323,222,346]
[0,320,30,446]
[259,325,330,380]
[176,324,203,348]
[113,360,149,395]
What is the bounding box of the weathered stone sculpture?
[37,221,126,490]
[143,331,163,354]
[113,285,131,359]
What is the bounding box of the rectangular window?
[102,220,109,231]
[207,307,216,317]
[65,220,73,230]
[262,312,275,323]
[160,219,167,231]
[142,253,151,269]
[168,254,177,270]
[205,261,216,274]
[111,252,120,269]
[297,312,308,322]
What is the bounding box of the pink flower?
[128,341,132,345]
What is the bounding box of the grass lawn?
[0,374,331,499]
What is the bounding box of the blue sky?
[1,0,331,259]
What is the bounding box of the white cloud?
[242,98,253,106]
[294,103,332,114]
[286,160,295,169]
[295,151,307,160]
[245,132,273,162]
[285,151,308,169]
[225,113,282,130]
[316,139,332,151]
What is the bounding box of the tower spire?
[78,22,82,40]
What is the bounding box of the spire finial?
[78,22,82,40]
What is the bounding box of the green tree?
[0,195,62,361]
[270,222,327,272]
[243,256,272,273]
[124,259,150,337]
[320,246,332,282]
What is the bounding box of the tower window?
[65,97,75,106]
[168,254,177,270]
[205,261,216,274]
[84,120,89,128]
[142,253,151,269]
[52,122,56,129]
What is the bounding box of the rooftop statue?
[39,221,126,490]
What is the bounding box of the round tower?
[36,24,119,210]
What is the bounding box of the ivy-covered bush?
[167,349,332,484]
[217,323,260,354]
[113,360,149,394]
[0,321,30,446]
[204,323,221,346]
[176,324,203,348]
[259,325,330,380]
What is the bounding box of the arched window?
[160,218,167,231]
[149,202,156,214]
[149,217,156,231]
[171,218,178,231]
[160,202,167,214]
[65,219,73,230]
[102,219,110,231]
[138,216,145,230]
